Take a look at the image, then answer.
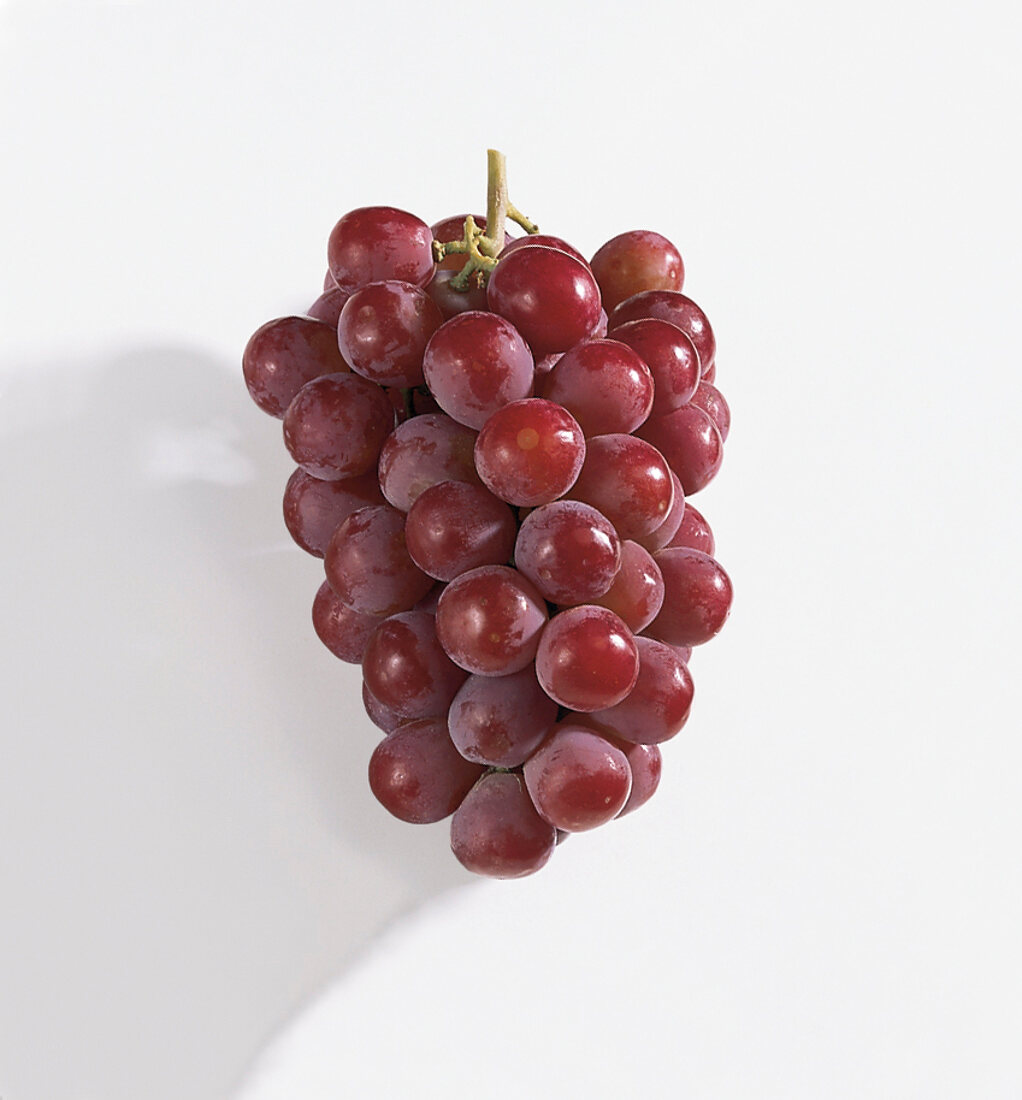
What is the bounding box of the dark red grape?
[377,413,481,512]
[435,565,548,676]
[610,318,700,415]
[447,665,558,768]
[422,311,534,429]
[535,605,639,712]
[667,501,715,555]
[283,467,385,557]
[474,398,585,507]
[537,338,654,436]
[283,373,394,481]
[500,234,589,267]
[614,741,662,817]
[635,469,685,553]
[587,539,664,633]
[487,246,602,356]
[589,636,693,744]
[425,269,490,319]
[514,500,621,604]
[328,206,435,292]
[306,286,351,328]
[450,771,557,878]
[363,681,404,733]
[523,723,632,831]
[368,717,484,824]
[690,380,731,442]
[636,405,723,495]
[312,579,382,663]
[361,610,468,719]
[609,290,716,373]
[404,480,517,581]
[590,230,684,313]
[646,548,733,647]
[243,316,350,419]
[324,504,434,617]
[568,433,673,539]
[430,213,487,270]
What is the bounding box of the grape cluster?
[243,189,732,879]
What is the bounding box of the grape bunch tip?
[243,149,732,880]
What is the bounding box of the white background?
[2,1,1020,1098]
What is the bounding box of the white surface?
[1,1,1021,1098]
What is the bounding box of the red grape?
[500,234,589,267]
[324,504,434,617]
[587,539,664,633]
[609,290,716,373]
[243,316,350,419]
[430,213,487,270]
[523,723,632,831]
[377,413,481,512]
[337,280,443,387]
[634,469,685,553]
[361,610,468,719]
[312,579,382,663]
[667,500,715,555]
[487,246,602,356]
[362,681,404,733]
[450,771,557,878]
[283,467,385,557]
[422,311,534,429]
[646,548,733,647]
[328,206,435,292]
[590,230,684,313]
[537,338,654,436]
[306,286,351,327]
[368,717,484,824]
[690,380,731,442]
[404,480,517,581]
[283,373,394,482]
[636,405,723,496]
[435,565,548,676]
[589,636,693,744]
[614,741,662,817]
[610,318,700,415]
[474,398,585,507]
[535,605,639,712]
[447,665,557,768]
[425,269,489,319]
[568,433,674,539]
[514,499,621,604]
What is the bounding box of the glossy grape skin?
[361,610,468,719]
[690,380,731,442]
[635,469,686,554]
[590,230,685,314]
[537,338,654,436]
[500,234,589,267]
[614,741,662,817]
[336,280,443,388]
[306,286,351,327]
[377,413,481,512]
[435,565,549,676]
[568,433,673,540]
[312,580,382,664]
[447,666,558,768]
[425,269,489,319]
[404,480,517,581]
[422,312,534,429]
[646,548,733,647]
[702,360,717,384]
[242,316,350,418]
[362,680,404,733]
[535,605,640,712]
[474,398,585,507]
[636,405,724,496]
[368,717,484,824]
[523,723,632,831]
[328,206,435,293]
[587,539,664,633]
[450,771,557,878]
[283,373,394,482]
[487,246,602,357]
[283,467,385,557]
[667,500,715,555]
[608,290,716,373]
[589,636,694,744]
[514,500,621,604]
[610,318,701,416]
[324,504,433,617]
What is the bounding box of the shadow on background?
[0,347,470,1100]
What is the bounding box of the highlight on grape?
[242,150,732,878]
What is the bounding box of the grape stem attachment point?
[431,149,539,292]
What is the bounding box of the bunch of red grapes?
[243,191,731,879]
